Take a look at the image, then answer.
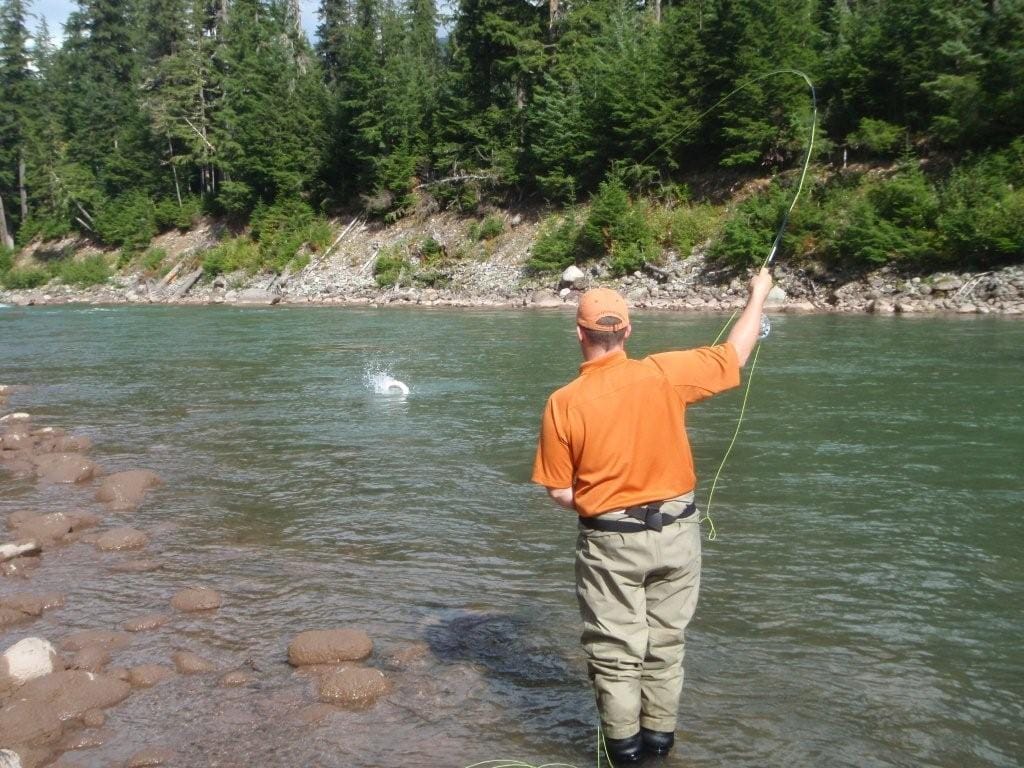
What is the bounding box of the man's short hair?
[580,315,628,350]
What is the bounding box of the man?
[532,268,773,763]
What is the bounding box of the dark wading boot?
[639,727,675,756]
[605,732,644,765]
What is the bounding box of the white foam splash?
[364,365,410,396]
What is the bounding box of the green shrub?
[202,237,261,277]
[468,214,505,241]
[16,214,72,245]
[142,248,167,272]
[251,198,317,272]
[709,184,790,268]
[373,248,411,288]
[0,246,12,275]
[116,250,132,269]
[215,181,256,217]
[579,178,631,257]
[528,213,581,273]
[93,192,157,251]
[419,237,445,264]
[55,254,111,286]
[154,196,202,231]
[656,204,723,257]
[2,267,48,289]
[848,118,905,157]
[304,218,334,253]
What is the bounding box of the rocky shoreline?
[3,215,1023,315]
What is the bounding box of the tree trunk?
[651,0,661,23]
[0,194,14,250]
[549,0,559,30]
[19,153,28,222]
[168,136,183,206]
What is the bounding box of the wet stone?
[0,593,65,617]
[128,665,175,688]
[58,728,108,751]
[8,512,73,545]
[61,630,131,653]
[0,638,59,689]
[122,613,170,633]
[288,629,373,666]
[171,651,215,675]
[0,699,64,749]
[33,453,101,484]
[94,527,149,552]
[95,470,163,511]
[126,747,176,767]
[170,587,222,612]
[0,607,31,629]
[317,667,389,709]
[290,703,337,726]
[16,670,131,721]
[81,708,105,728]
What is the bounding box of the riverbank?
[3,213,1023,315]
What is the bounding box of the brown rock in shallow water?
[128,664,174,688]
[122,613,170,632]
[126,747,176,767]
[288,629,373,666]
[0,593,64,617]
[94,527,149,551]
[33,453,101,484]
[17,670,131,720]
[317,667,389,709]
[81,708,105,728]
[170,587,222,612]
[8,512,73,545]
[290,703,337,725]
[0,698,64,749]
[0,607,31,628]
[171,651,215,675]
[95,470,163,511]
[61,630,131,653]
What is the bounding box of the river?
[1,305,1021,767]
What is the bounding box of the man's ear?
[624,324,632,340]
[576,325,584,343]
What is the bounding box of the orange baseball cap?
[577,287,630,332]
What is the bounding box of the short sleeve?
[647,343,741,404]
[531,396,574,488]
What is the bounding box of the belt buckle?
[644,506,663,532]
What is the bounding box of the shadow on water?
[425,609,596,756]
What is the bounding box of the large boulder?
[235,289,281,306]
[7,512,74,545]
[560,265,586,287]
[170,587,222,612]
[94,471,162,511]
[0,699,63,751]
[288,629,373,667]
[0,638,59,689]
[317,667,389,709]
[529,289,563,308]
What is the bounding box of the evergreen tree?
[0,0,33,243]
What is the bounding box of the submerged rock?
[218,670,254,688]
[0,593,64,617]
[61,630,131,654]
[288,629,373,666]
[122,613,170,633]
[94,470,162,511]
[170,587,222,612]
[128,665,175,688]
[317,667,389,709]
[68,646,110,673]
[94,527,149,551]
[0,699,64,751]
[171,651,215,675]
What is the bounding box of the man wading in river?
[532,269,773,763]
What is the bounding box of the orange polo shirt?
[531,343,740,517]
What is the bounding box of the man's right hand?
[749,267,773,300]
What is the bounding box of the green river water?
[0,305,1021,767]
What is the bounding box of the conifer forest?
[0,0,1022,283]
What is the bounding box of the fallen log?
[167,267,203,301]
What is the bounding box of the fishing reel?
[759,313,772,340]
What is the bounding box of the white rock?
[0,413,30,423]
[0,749,23,768]
[561,265,585,285]
[764,286,788,307]
[1,637,59,687]
[558,287,571,299]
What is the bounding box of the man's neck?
[581,344,625,363]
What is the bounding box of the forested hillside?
[0,0,1022,290]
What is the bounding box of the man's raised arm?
[727,268,774,367]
